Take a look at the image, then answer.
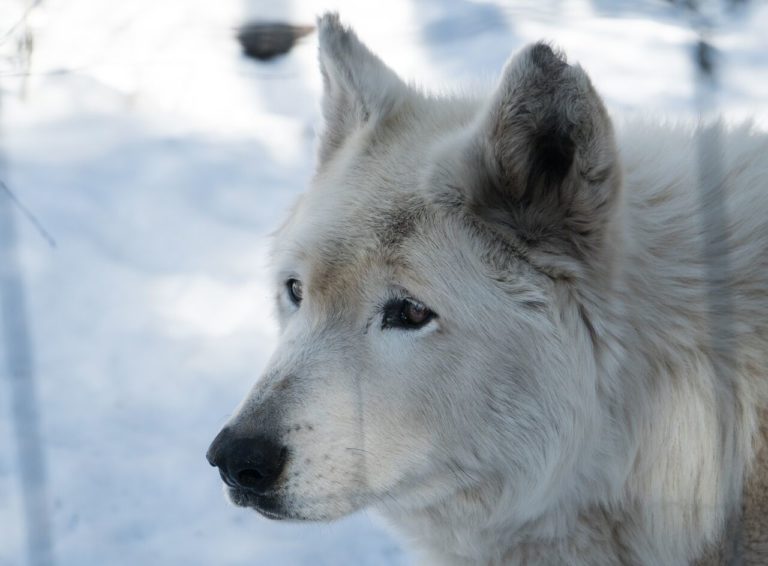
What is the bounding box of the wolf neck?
[387,320,749,565]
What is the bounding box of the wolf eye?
[382,298,436,330]
[286,278,303,305]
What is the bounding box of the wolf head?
[208,13,623,526]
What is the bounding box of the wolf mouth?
[227,487,291,520]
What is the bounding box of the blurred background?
[0,0,766,564]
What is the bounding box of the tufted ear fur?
[316,13,408,164]
[466,43,621,260]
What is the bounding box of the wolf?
[207,13,768,565]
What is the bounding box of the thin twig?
[0,0,43,47]
[0,180,56,248]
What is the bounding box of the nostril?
[237,469,266,488]
[276,446,288,469]
[234,445,287,491]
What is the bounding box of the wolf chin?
[207,13,768,565]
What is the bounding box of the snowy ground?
[0,0,766,564]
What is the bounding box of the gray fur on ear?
[316,13,407,164]
[471,42,620,258]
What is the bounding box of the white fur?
[215,13,768,565]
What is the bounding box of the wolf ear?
[467,43,620,259]
[316,13,408,164]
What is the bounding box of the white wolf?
[207,13,768,565]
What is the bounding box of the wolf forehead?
[272,184,537,316]
[275,188,434,280]
[275,143,536,296]
[274,132,432,256]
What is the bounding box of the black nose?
[206,427,287,493]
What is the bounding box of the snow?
[0,0,766,564]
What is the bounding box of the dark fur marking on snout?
[272,378,291,393]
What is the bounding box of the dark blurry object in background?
[695,39,716,78]
[237,22,314,61]
[664,0,749,10]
